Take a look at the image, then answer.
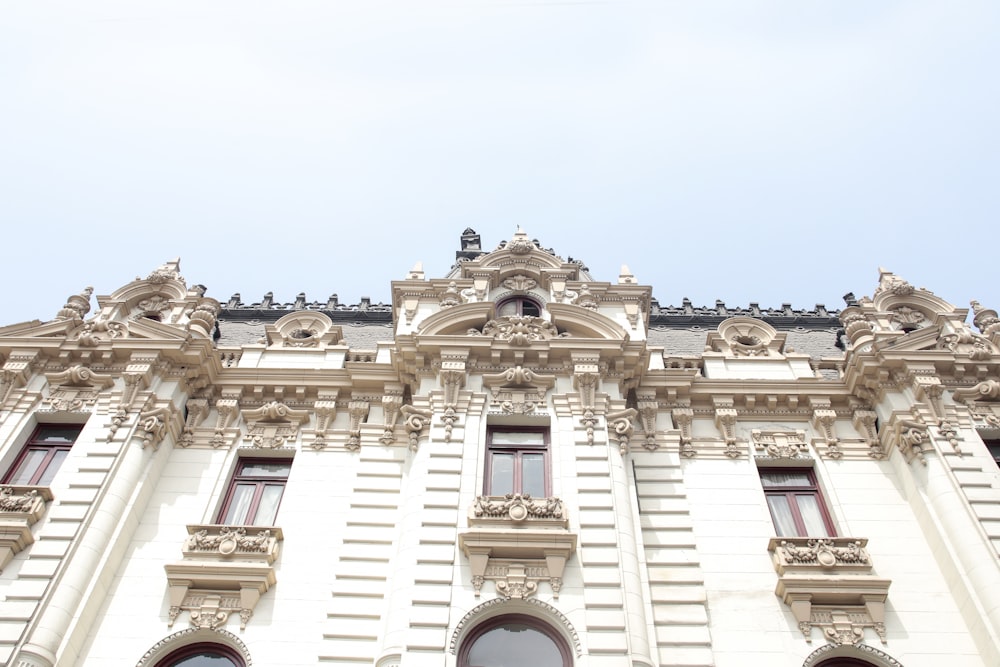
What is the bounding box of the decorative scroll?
[607,408,637,455]
[401,405,433,451]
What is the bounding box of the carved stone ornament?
[888,306,926,329]
[768,537,890,646]
[474,315,566,346]
[952,379,1000,403]
[0,485,52,572]
[812,410,841,459]
[346,399,370,451]
[460,495,576,599]
[874,271,914,297]
[135,406,175,450]
[887,414,931,465]
[178,398,211,448]
[400,404,433,451]
[714,408,742,458]
[211,397,241,448]
[972,299,1000,336]
[71,319,130,347]
[502,274,538,292]
[449,598,583,657]
[936,326,994,360]
[673,407,695,457]
[482,365,555,416]
[54,286,93,322]
[165,524,283,631]
[852,410,885,459]
[43,365,115,412]
[241,401,309,449]
[267,310,339,348]
[310,393,339,450]
[607,408,637,455]
[753,429,809,459]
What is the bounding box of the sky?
[1,1,997,324]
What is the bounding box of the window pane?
[760,471,812,488]
[169,654,239,667]
[7,449,48,485]
[796,494,832,536]
[467,624,564,667]
[223,484,256,525]
[238,461,291,478]
[497,301,519,317]
[766,495,799,537]
[36,449,69,486]
[253,484,284,526]
[490,453,514,496]
[490,431,544,446]
[33,425,81,444]
[521,453,545,497]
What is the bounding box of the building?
[1,228,999,667]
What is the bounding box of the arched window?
[458,614,571,667]
[155,643,245,667]
[816,659,877,667]
[497,296,542,318]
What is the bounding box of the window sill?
[768,536,891,645]
[0,485,52,572]
[164,524,283,630]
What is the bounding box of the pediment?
[547,303,629,340]
[417,302,495,336]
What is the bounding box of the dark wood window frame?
[2,423,82,486]
[760,468,837,537]
[458,613,571,667]
[485,427,550,497]
[984,438,1000,467]
[496,295,543,318]
[216,458,292,526]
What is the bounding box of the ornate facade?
[0,229,998,667]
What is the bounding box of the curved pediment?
[547,303,628,341]
[417,302,495,336]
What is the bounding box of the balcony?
[0,485,51,571]
[768,537,891,645]
[458,494,577,600]
[164,524,283,630]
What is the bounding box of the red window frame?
[984,439,1000,467]
[485,427,550,497]
[2,424,82,486]
[760,468,836,537]
[216,458,292,526]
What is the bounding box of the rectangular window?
[217,458,292,526]
[984,439,1000,467]
[760,469,835,537]
[2,424,82,486]
[485,427,549,497]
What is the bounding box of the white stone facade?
[0,230,998,666]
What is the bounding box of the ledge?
[459,496,577,600]
[768,537,891,645]
[164,524,283,630]
[0,485,53,571]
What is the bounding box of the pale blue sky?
[1,1,997,323]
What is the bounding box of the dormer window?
[497,296,542,318]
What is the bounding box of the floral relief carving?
[888,306,925,329]
[889,415,930,465]
[753,429,809,459]
[0,486,53,572]
[476,315,565,346]
[136,406,175,450]
[211,397,241,448]
[241,401,309,449]
[482,365,555,416]
[937,326,994,360]
[44,365,115,412]
[472,494,565,522]
[165,524,282,631]
[381,388,404,445]
[812,410,842,459]
[501,274,538,292]
[636,391,659,450]
[72,319,129,347]
[769,536,890,647]
[177,398,210,448]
